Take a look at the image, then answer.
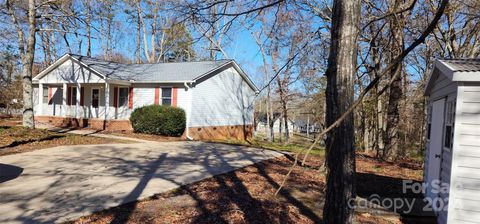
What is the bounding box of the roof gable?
[33,55,106,83]
[425,59,480,96]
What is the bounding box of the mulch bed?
[0,125,128,156]
[101,131,183,142]
[72,153,430,224]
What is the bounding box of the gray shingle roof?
[70,54,233,82]
[439,59,480,72]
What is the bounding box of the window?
[92,89,99,108]
[427,105,432,140]
[42,87,48,104]
[118,88,129,107]
[161,88,172,105]
[444,100,456,149]
[70,87,77,105]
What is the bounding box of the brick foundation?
[35,116,133,131]
[35,116,252,140]
[186,125,253,141]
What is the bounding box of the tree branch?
[275,0,449,195]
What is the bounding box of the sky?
[77,10,267,89]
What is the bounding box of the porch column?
[76,83,81,118]
[38,83,43,116]
[104,82,110,121]
[62,83,67,116]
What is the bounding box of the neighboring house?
[255,113,295,134]
[424,59,480,224]
[32,54,258,140]
[292,118,321,134]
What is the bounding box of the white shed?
[424,59,480,224]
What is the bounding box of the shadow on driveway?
[0,141,282,223]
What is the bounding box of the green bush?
[130,105,186,136]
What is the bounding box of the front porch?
[34,116,133,131]
[34,82,133,131]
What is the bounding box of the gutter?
[184,81,194,140]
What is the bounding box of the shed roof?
[438,59,480,72]
[425,58,480,96]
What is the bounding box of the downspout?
[184,81,193,140]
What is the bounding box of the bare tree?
[384,0,407,161]
[6,0,37,128]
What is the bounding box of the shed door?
[426,98,445,204]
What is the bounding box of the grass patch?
[0,125,129,156]
[209,133,325,156]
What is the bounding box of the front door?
[426,98,445,204]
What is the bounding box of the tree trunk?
[384,0,405,161]
[322,0,360,223]
[135,0,141,63]
[278,116,283,142]
[268,92,275,142]
[277,77,289,143]
[16,0,37,129]
[86,0,92,57]
[209,3,217,60]
[364,22,381,153]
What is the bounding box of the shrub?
[130,105,186,136]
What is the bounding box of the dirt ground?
[72,152,432,224]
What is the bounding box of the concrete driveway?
[0,141,282,223]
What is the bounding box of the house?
[255,112,295,135]
[424,58,480,224]
[32,54,258,140]
[292,118,321,134]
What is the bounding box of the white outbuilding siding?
[448,82,480,223]
[189,67,256,127]
[424,59,480,224]
[424,69,457,224]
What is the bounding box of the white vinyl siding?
[132,85,155,109]
[32,85,39,114]
[448,82,480,224]
[425,73,457,224]
[190,67,255,127]
[38,59,104,84]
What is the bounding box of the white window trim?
[118,87,130,108]
[160,86,173,106]
[69,86,78,106]
[42,86,49,104]
[443,98,456,152]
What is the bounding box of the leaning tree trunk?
[322,0,360,223]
